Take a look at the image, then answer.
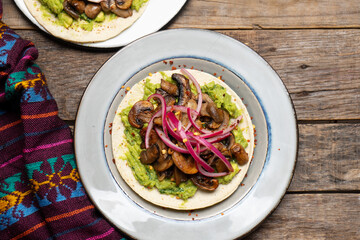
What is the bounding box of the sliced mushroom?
[110,5,133,17]
[224,133,235,148]
[155,88,176,106]
[174,166,188,186]
[155,139,168,162]
[100,0,114,12]
[200,102,210,117]
[212,142,231,158]
[206,102,224,123]
[153,117,162,126]
[128,100,154,128]
[172,152,198,174]
[172,73,191,106]
[63,0,80,19]
[140,144,159,164]
[70,0,85,14]
[214,158,228,173]
[217,110,230,131]
[158,167,174,181]
[161,79,179,96]
[153,155,173,172]
[140,127,159,146]
[115,0,132,9]
[207,120,222,129]
[85,3,102,19]
[231,143,249,165]
[190,174,219,191]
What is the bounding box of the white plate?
[75,29,298,239]
[14,0,187,48]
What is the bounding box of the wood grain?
[13,29,360,120]
[245,194,360,239]
[289,123,360,192]
[4,0,360,30]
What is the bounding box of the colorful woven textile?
[0,3,125,239]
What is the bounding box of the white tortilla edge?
[24,0,148,43]
[112,69,255,210]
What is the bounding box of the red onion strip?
[196,163,229,177]
[181,68,203,131]
[181,68,202,115]
[144,110,161,149]
[147,93,167,137]
[155,128,189,154]
[190,133,234,172]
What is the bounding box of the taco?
[112,69,255,210]
[24,0,148,43]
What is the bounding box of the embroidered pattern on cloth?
[0,6,124,239]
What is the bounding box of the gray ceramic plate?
[14,0,187,48]
[75,29,297,239]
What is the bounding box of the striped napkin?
[0,3,125,239]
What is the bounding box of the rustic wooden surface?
[3,0,359,239]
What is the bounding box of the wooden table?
[3,0,359,239]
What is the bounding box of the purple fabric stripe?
[85,227,115,240]
[23,139,73,153]
[0,154,22,169]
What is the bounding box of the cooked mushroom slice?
[140,127,159,146]
[161,79,179,96]
[217,110,230,131]
[174,166,188,186]
[155,88,176,106]
[206,102,224,123]
[214,158,228,173]
[207,120,222,129]
[172,151,198,174]
[200,102,210,117]
[230,143,249,165]
[154,139,168,162]
[111,6,133,17]
[190,174,219,191]
[63,0,80,19]
[100,0,114,12]
[115,0,132,9]
[153,155,173,172]
[158,167,174,181]
[140,144,159,165]
[128,100,154,128]
[153,117,162,126]
[85,3,102,19]
[172,73,191,106]
[70,0,85,14]
[224,133,235,148]
[212,142,231,158]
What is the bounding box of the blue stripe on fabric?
[0,135,24,150]
[46,218,102,240]
[24,125,68,137]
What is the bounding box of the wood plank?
[2,0,33,29]
[245,194,360,239]
[13,29,360,120]
[3,0,360,30]
[288,123,360,192]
